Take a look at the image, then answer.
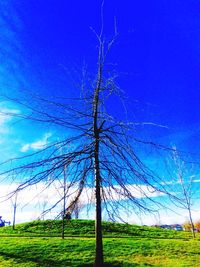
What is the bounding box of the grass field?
[0,220,199,266]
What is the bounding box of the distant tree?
[40,199,48,220]
[61,164,67,239]
[167,148,196,239]
[11,192,19,230]
[194,221,200,232]
[182,221,192,232]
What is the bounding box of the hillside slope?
[0,219,195,240]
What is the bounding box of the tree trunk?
[12,203,17,230]
[188,208,195,239]
[62,165,67,239]
[94,136,103,266]
[93,55,104,265]
[12,193,18,230]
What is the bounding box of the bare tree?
[11,192,18,230]
[0,29,172,267]
[167,148,196,239]
[40,198,48,220]
[62,164,67,239]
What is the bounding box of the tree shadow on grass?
[79,263,152,267]
[78,264,122,267]
[0,251,63,267]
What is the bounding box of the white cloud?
[0,175,197,226]
[20,133,51,152]
[161,175,200,186]
[123,201,200,226]
[0,107,20,134]
[193,179,200,183]
[161,181,174,185]
[0,181,166,224]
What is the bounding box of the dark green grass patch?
[0,237,199,266]
[0,237,95,266]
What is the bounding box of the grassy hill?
[0,219,194,239]
[0,220,199,266]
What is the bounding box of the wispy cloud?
[0,107,20,124]
[0,180,166,224]
[193,179,200,183]
[0,107,20,134]
[20,133,52,152]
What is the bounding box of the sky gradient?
[0,0,200,224]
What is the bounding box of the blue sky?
[0,0,200,224]
[2,0,200,145]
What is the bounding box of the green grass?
[0,219,194,239]
[0,220,199,266]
